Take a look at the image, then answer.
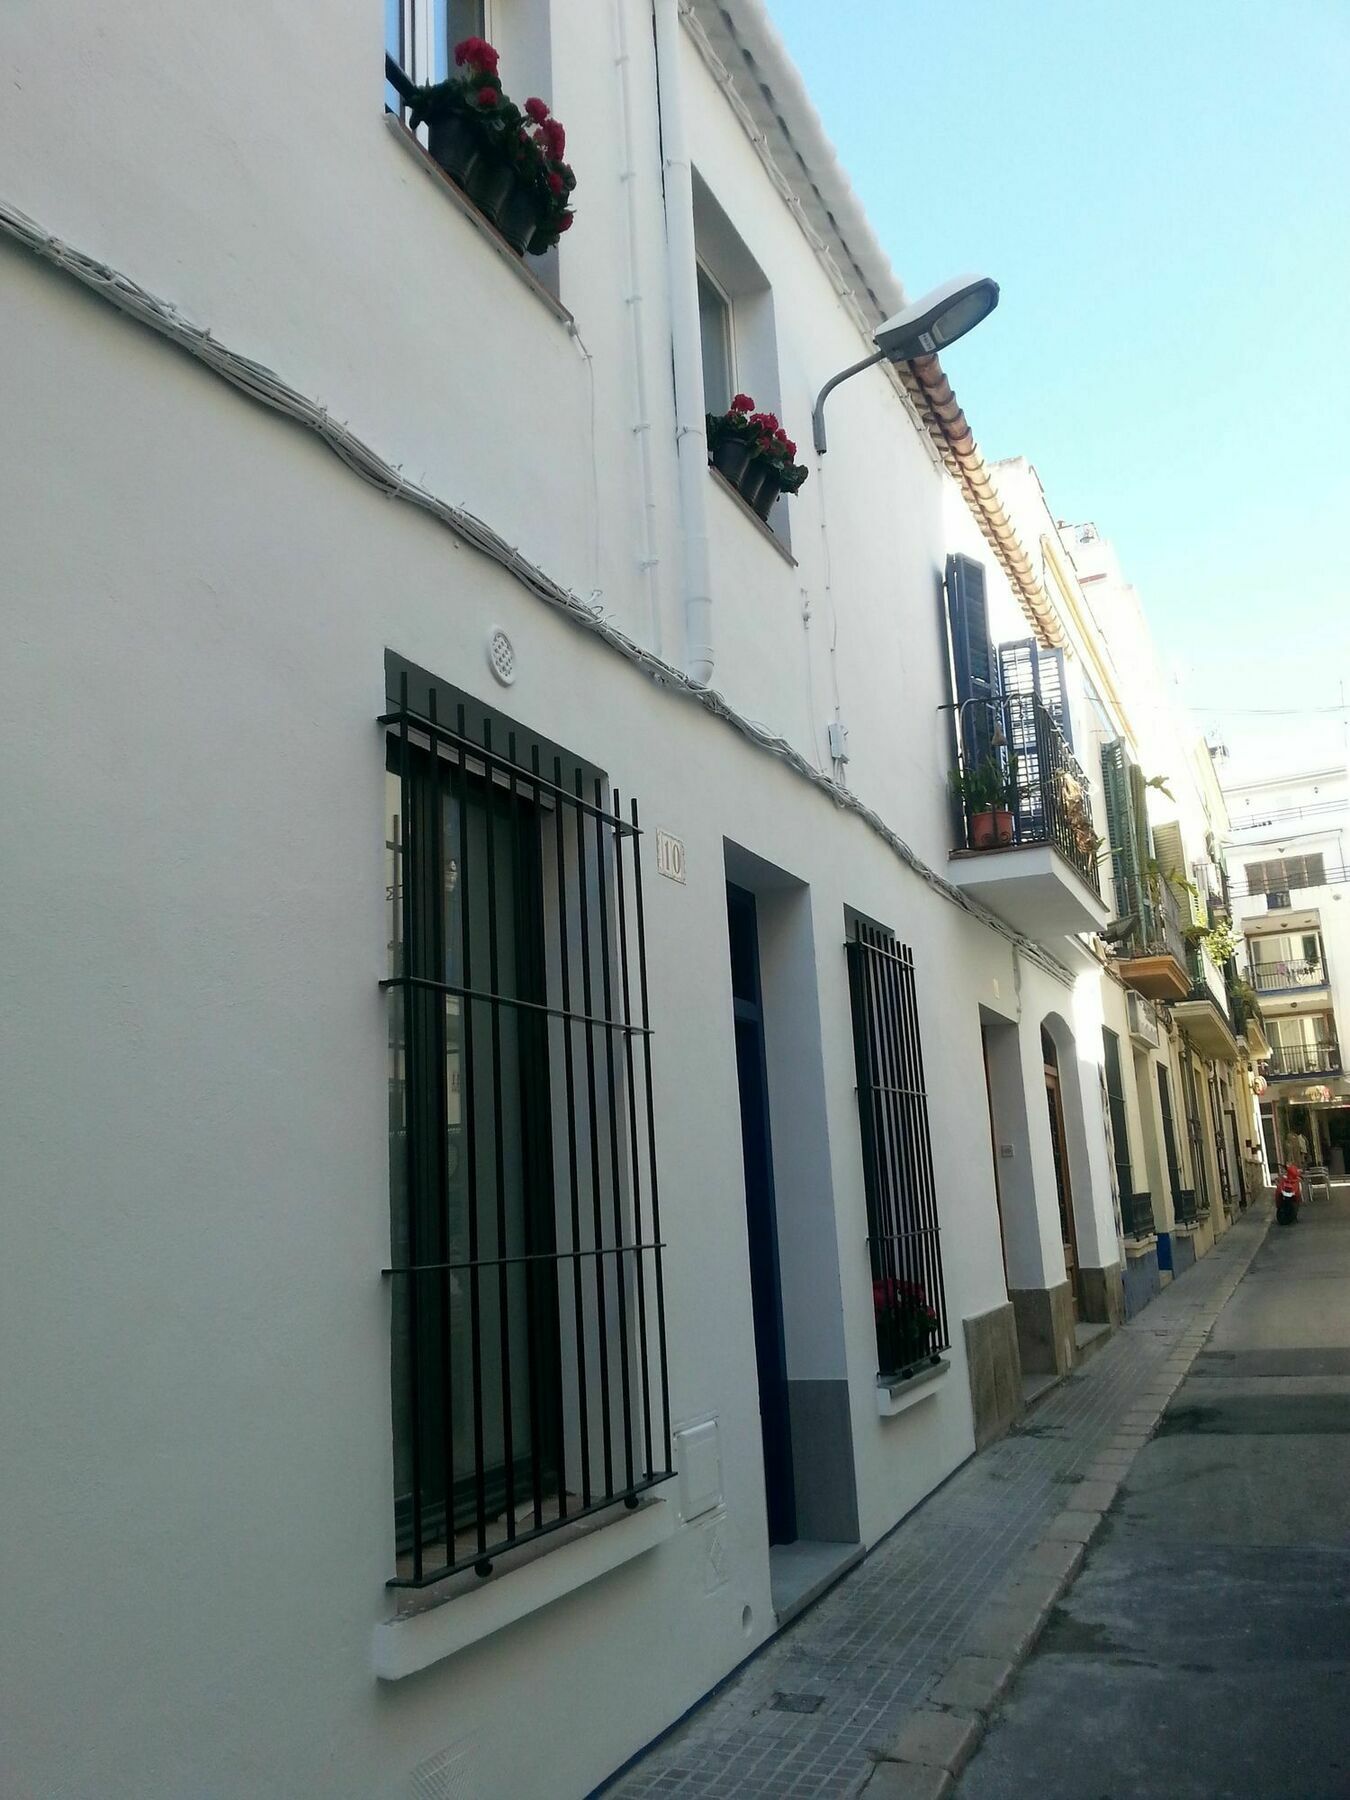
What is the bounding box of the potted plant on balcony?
[990,752,1017,846]
[873,1277,940,1376]
[409,38,575,256]
[705,397,809,519]
[949,761,996,847]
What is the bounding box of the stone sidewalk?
[607,1208,1271,1800]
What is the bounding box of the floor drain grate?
[770,1692,825,1714]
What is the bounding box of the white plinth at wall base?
[372,1496,675,1680]
[876,1357,950,1418]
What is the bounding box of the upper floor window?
[382,658,671,1587]
[697,264,735,417]
[385,2,573,269]
[1243,853,1325,897]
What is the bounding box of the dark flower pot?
[427,112,484,188]
[712,438,753,486]
[751,468,782,522]
[498,177,544,254]
[876,1311,934,1377]
[736,460,770,511]
[467,152,516,226]
[526,225,555,257]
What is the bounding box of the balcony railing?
[1121,1190,1155,1241]
[1251,959,1326,993]
[951,694,1102,896]
[1173,1187,1199,1228]
[1266,1041,1341,1078]
[1122,871,1189,967]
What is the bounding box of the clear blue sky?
[767,0,1350,772]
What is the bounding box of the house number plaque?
[655,829,686,884]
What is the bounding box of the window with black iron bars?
[382,660,671,1587]
[845,918,949,1380]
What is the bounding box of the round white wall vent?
[487,627,516,686]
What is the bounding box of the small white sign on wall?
[655,828,686,884]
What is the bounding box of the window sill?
[383,114,574,330]
[708,466,798,565]
[1124,1234,1158,1257]
[876,1356,949,1417]
[371,1493,674,1680]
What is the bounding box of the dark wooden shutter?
[945,554,996,765]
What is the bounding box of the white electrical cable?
[0,196,1075,986]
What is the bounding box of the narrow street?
[954,1186,1350,1800]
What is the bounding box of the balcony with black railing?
[1115,872,1192,1002]
[1172,939,1242,1062]
[1251,958,1327,993]
[946,694,1109,941]
[1266,1040,1342,1079]
[1172,1187,1200,1228]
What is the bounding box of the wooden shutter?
[945,555,996,766]
[999,638,1073,749]
[1151,820,1202,926]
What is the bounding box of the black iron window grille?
[1121,1190,1155,1241]
[382,663,671,1587]
[1178,1055,1212,1218]
[845,919,949,1380]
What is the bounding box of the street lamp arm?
[811,349,886,455]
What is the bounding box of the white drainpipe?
[613,0,663,654]
[653,0,714,688]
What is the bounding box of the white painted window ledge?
[1124,1234,1157,1256]
[876,1356,950,1418]
[372,1495,674,1681]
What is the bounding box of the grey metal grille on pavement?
[606,1215,1266,1799]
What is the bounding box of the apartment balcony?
[947,694,1110,941]
[1251,958,1328,995]
[1266,1040,1342,1080]
[1114,876,1191,1002]
[1172,1187,1200,1229]
[1171,941,1241,1062]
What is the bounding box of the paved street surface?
[608,1210,1269,1799]
[955,1185,1350,1800]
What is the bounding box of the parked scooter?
[1275,1163,1302,1227]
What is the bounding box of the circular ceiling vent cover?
[487,627,516,686]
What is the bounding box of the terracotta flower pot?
[969,810,997,849]
[993,808,1015,846]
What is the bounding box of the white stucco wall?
[0,6,1132,1797]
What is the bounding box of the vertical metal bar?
[481,719,516,1540]
[508,732,546,1532]
[452,703,489,1560]
[630,796,671,1464]
[574,766,615,1497]
[593,777,635,1492]
[552,755,592,1508]
[396,675,423,1582]
[534,743,568,1521]
[428,687,455,1571]
[612,791,654,1478]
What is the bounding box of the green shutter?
[1151,820,1202,926]
[1126,760,1157,941]
[1101,740,1142,928]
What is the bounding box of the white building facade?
[0,5,1245,1798]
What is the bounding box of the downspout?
[653,0,714,687]
[613,0,662,655]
